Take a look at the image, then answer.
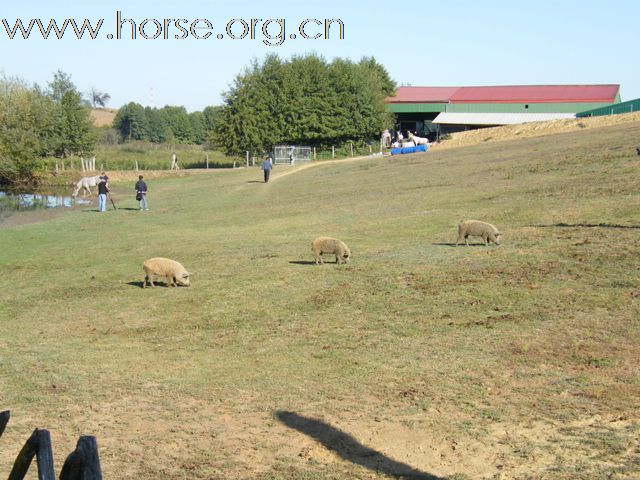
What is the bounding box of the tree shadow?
[530,223,640,230]
[275,411,444,479]
[289,260,317,266]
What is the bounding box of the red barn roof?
[386,86,461,103]
[449,85,620,104]
[386,84,620,104]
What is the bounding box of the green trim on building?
[446,102,613,114]
[576,98,639,117]
[386,103,447,113]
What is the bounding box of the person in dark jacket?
[135,175,148,210]
[97,173,109,212]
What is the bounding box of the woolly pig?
[456,220,502,246]
[311,237,351,265]
[143,257,190,288]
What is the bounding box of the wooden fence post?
[135,161,139,171]
[332,146,335,159]
[206,154,209,169]
[81,157,85,172]
[61,160,65,171]
[59,436,103,480]
[313,146,316,160]
[8,428,55,480]
[350,141,354,156]
[245,151,249,168]
[0,410,9,439]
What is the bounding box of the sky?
[1,0,638,112]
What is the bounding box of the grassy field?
[1,120,639,479]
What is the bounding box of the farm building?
[386,84,621,139]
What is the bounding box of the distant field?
[90,107,118,127]
[1,119,639,479]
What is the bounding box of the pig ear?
[182,273,189,278]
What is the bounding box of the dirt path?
[269,154,386,182]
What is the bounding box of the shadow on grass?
[127,281,176,288]
[531,223,640,229]
[276,411,444,480]
[246,180,266,184]
[289,260,317,266]
[431,242,488,247]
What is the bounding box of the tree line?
[1,54,396,184]
[112,103,221,145]
[0,71,96,184]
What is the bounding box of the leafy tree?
[47,70,77,102]
[203,105,223,132]
[56,91,96,157]
[145,107,169,143]
[113,102,149,141]
[189,111,206,144]
[0,77,56,183]
[213,54,396,156]
[160,106,193,143]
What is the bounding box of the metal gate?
[273,145,312,165]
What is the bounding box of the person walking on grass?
[97,173,109,213]
[135,175,149,210]
[262,155,273,183]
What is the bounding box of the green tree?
[56,91,96,157]
[161,106,193,143]
[213,54,396,156]
[113,102,150,141]
[145,107,169,143]
[203,105,223,132]
[0,77,56,183]
[189,111,206,145]
[47,70,77,102]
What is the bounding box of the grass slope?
[1,121,639,479]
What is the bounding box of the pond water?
[0,188,92,211]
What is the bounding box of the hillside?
[1,120,639,479]
[435,110,640,150]
[90,107,118,127]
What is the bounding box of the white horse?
[381,129,392,148]
[71,175,102,198]
[408,131,430,146]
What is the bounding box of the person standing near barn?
[135,175,149,210]
[97,173,109,213]
[262,155,273,183]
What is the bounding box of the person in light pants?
[97,174,109,212]
[135,175,148,210]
